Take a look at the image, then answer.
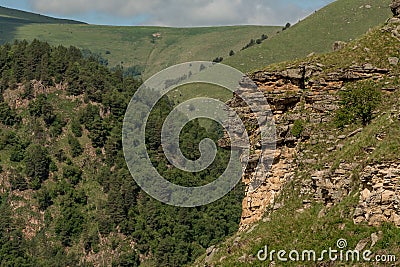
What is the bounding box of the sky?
[0,0,335,27]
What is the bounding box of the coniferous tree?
[24,144,50,186]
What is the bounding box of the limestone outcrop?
[354,163,400,227]
[218,3,400,230]
[221,63,398,230]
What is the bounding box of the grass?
[0,0,392,81]
[168,83,233,104]
[0,6,83,24]
[167,83,234,129]
[225,0,392,73]
[194,179,400,266]
[2,23,279,78]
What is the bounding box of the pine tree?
[24,144,50,186]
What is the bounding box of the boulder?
[332,41,347,51]
[388,57,399,65]
[355,238,369,251]
[370,232,380,248]
[390,0,400,17]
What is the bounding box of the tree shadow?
[0,17,34,44]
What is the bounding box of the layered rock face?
[219,3,400,231]
[222,62,396,230]
[354,163,400,227]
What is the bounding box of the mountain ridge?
[226,0,392,72]
[0,0,393,78]
[0,6,85,24]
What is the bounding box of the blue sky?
[0,0,334,26]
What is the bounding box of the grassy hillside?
[225,0,392,72]
[0,6,84,24]
[0,0,392,78]
[0,13,280,77]
[0,6,84,50]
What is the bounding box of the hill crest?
[0,5,85,24]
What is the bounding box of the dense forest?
[0,40,243,266]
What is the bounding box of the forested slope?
[0,39,243,266]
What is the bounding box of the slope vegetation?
[0,6,83,24]
[0,6,84,49]
[0,1,393,78]
[0,6,280,77]
[226,0,392,72]
[0,39,247,266]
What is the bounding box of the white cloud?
[28,0,331,26]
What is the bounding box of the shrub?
[68,134,83,157]
[283,22,291,31]
[24,144,50,187]
[0,102,20,126]
[212,57,223,63]
[63,165,82,185]
[10,171,28,191]
[291,119,305,138]
[335,83,382,128]
[36,189,54,211]
[10,148,25,162]
[241,39,255,50]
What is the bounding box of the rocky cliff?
[221,10,400,230]
[196,3,400,266]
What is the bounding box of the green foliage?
[55,190,86,246]
[28,94,57,126]
[225,0,392,72]
[112,250,140,267]
[0,39,244,266]
[5,133,30,162]
[3,20,279,78]
[137,98,244,265]
[10,146,25,162]
[63,164,83,186]
[55,149,67,163]
[10,170,28,191]
[241,38,255,50]
[291,119,305,138]
[88,120,110,148]
[49,160,58,172]
[212,56,223,63]
[0,3,396,265]
[0,194,37,266]
[0,131,19,149]
[35,188,54,211]
[70,119,82,137]
[0,102,20,126]
[282,22,291,31]
[22,81,34,100]
[24,144,50,187]
[335,82,382,128]
[79,104,100,126]
[68,134,83,157]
